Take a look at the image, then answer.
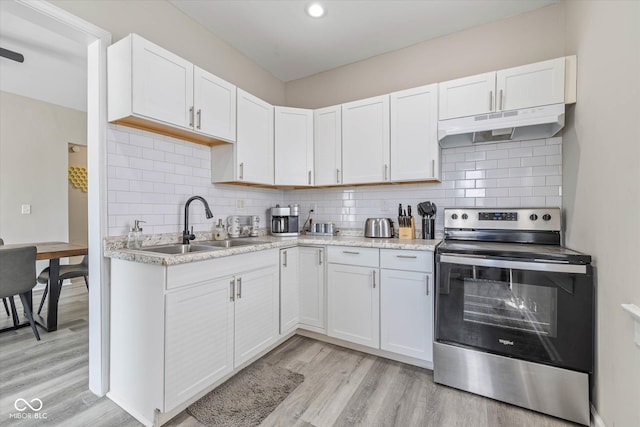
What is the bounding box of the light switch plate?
[21,204,31,214]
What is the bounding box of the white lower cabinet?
[380,249,434,363]
[164,278,234,411]
[298,246,325,332]
[327,246,380,349]
[279,248,299,334]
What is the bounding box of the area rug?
[186,360,304,427]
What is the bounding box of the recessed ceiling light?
[306,3,325,18]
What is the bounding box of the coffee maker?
[270,204,299,237]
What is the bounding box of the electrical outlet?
[310,203,317,212]
[236,199,245,209]
[21,204,31,215]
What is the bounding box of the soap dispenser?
[213,218,227,241]
[127,219,146,249]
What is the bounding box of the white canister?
[227,216,240,237]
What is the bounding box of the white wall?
[0,91,86,268]
[563,1,640,425]
[51,0,284,106]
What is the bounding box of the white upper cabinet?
[108,34,236,145]
[314,105,342,186]
[438,71,496,120]
[213,89,274,185]
[496,57,565,111]
[342,95,390,185]
[275,107,314,186]
[390,84,440,182]
[193,66,236,142]
[439,57,568,120]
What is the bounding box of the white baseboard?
[591,404,606,427]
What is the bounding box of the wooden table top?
[0,241,88,260]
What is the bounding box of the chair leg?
[8,297,19,328]
[37,284,49,315]
[19,293,40,341]
[2,297,9,316]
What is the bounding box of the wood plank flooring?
[1,281,577,426]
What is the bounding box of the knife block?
[398,217,415,240]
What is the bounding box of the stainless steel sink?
[142,244,222,254]
[197,239,270,248]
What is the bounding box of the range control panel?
[444,208,561,231]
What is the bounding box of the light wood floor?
[1,281,577,426]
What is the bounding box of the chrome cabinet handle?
[384,164,388,181]
[318,249,323,265]
[342,250,360,255]
[230,279,235,301]
[336,168,340,184]
[239,162,244,180]
[432,159,435,176]
[397,255,417,259]
[197,108,202,129]
[283,250,288,267]
[426,275,430,296]
[189,106,194,127]
[308,170,312,185]
[499,89,504,110]
[489,91,493,110]
[236,277,242,299]
[372,270,376,288]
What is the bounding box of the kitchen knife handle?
[239,162,244,180]
[189,106,194,127]
[489,91,493,110]
[230,278,235,301]
[197,108,202,129]
[372,270,376,288]
[499,89,504,110]
[426,275,430,296]
[336,169,340,184]
[236,277,242,299]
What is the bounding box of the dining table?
[1,241,88,332]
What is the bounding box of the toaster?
[364,218,394,238]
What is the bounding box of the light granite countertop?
[105,234,441,266]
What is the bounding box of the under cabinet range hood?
[438,103,565,148]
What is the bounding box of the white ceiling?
[170,0,558,82]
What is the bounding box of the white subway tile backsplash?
[106,124,563,236]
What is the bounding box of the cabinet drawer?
[327,246,379,267]
[380,249,433,272]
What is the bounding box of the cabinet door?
[314,105,342,186]
[380,269,433,362]
[275,107,314,186]
[280,248,299,334]
[496,57,565,111]
[438,72,496,120]
[234,265,279,367]
[193,66,236,142]
[165,278,234,411]
[299,246,325,332]
[327,264,379,348]
[131,35,193,129]
[342,95,390,184]
[390,84,440,182]
[236,89,274,185]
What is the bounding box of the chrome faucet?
[183,196,213,244]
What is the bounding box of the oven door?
[436,254,593,372]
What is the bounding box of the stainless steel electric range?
[434,208,594,425]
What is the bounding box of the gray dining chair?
[0,237,11,317]
[0,246,40,340]
[37,255,88,315]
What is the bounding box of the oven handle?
[439,254,587,274]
